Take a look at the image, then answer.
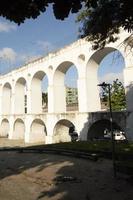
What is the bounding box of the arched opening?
[14,78,26,114]
[0,119,9,137]
[2,83,11,114]
[42,75,48,112]
[87,119,121,140]
[31,71,48,113]
[98,50,125,111]
[54,61,78,112]
[86,47,125,111]
[30,119,46,143]
[53,119,74,143]
[13,119,25,140]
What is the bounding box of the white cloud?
[0,48,17,63]
[0,21,16,32]
[27,55,41,62]
[0,48,40,63]
[0,47,43,74]
[18,53,41,64]
[99,72,123,84]
[37,40,55,52]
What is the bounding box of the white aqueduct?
[0,30,133,143]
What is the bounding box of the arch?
[14,77,27,114]
[31,71,48,113]
[86,47,125,111]
[30,119,47,143]
[53,119,74,143]
[13,118,25,140]
[2,82,12,114]
[53,61,79,112]
[48,65,53,70]
[87,119,122,140]
[78,54,85,64]
[3,82,11,89]
[0,119,9,137]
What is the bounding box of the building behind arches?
[0,30,133,143]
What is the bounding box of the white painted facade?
[0,30,133,143]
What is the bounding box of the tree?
[76,0,133,49]
[0,0,132,49]
[42,92,48,107]
[0,0,82,24]
[100,79,126,111]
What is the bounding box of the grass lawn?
[36,141,133,175]
[44,140,133,154]
[28,140,133,157]
[25,140,133,175]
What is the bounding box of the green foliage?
[111,79,126,111]
[0,1,132,49]
[100,79,126,111]
[0,0,83,24]
[77,0,133,49]
[42,92,48,106]
[33,141,133,156]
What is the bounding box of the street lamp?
[98,82,116,178]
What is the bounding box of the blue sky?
[0,6,78,73]
[0,6,124,89]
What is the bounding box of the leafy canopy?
[0,0,83,24]
[77,0,133,49]
[0,0,132,49]
[100,79,126,111]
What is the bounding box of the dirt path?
[0,150,133,200]
[0,137,42,148]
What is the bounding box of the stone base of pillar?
[45,136,53,144]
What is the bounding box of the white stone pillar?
[0,84,2,115]
[54,85,66,113]
[78,75,101,112]
[77,56,101,113]
[45,135,53,144]
[48,84,66,113]
[51,69,66,113]
[120,44,133,111]
[48,84,54,113]
[46,114,55,143]
[123,45,133,112]
[11,87,15,115]
[77,77,89,112]
[75,113,89,140]
[26,88,32,114]
[8,116,14,139]
[24,115,32,143]
[124,67,133,111]
[0,117,2,137]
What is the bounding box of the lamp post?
[98,82,116,178]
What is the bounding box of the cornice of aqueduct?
[0,30,133,143]
[0,29,132,85]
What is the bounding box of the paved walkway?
[0,138,133,200]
